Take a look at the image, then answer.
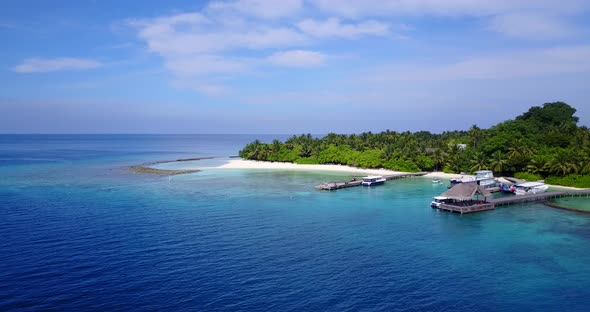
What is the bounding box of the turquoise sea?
[1,134,590,311]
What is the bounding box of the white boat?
[450,176,476,186]
[432,179,441,184]
[450,170,497,188]
[474,170,497,188]
[431,196,450,208]
[513,181,549,195]
[361,175,386,186]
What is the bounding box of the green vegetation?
[545,175,590,188]
[240,102,590,187]
[514,172,543,181]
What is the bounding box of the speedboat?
[513,182,549,195]
[361,175,386,186]
[432,179,441,184]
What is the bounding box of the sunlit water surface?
[1,135,590,311]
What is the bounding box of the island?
[239,102,590,188]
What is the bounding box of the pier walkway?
[315,172,426,191]
[489,189,590,206]
[435,189,590,214]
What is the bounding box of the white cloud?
[13,57,101,73]
[134,14,306,56]
[488,13,574,41]
[127,0,590,97]
[297,18,390,39]
[207,0,303,19]
[367,45,590,81]
[308,0,589,18]
[130,7,311,95]
[268,50,325,67]
[307,0,588,41]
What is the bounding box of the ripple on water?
[2,167,590,311]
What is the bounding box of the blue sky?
[1,0,589,134]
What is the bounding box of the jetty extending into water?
[315,172,426,191]
[436,189,590,214]
[490,190,590,206]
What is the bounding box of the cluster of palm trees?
[526,149,590,176]
[241,102,590,179]
[463,142,590,176]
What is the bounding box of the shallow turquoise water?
[550,196,590,212]
[1,135,590,311]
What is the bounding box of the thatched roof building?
[440,182,491,201]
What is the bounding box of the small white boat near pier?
[361,175,386,186]
[431,196,450,208]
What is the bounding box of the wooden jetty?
[489,190,590,207]
[438,202,495,214]
[315,172,426,191]
[435,188,590,214]
[315,180,363,190]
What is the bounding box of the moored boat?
[450,176,476,187]
[431,196,450,208]
[361,175,386,186]
[450,170,498,189]
[499,183,516,193]
[514,181,549,195]
[474,170,497,188]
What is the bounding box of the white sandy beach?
[216,159,467,179]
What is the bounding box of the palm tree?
[431,149,446,171]
[468,124,483,148]
[507,140,533,161]
[245,140,262,160]
[578,160,590,175]
[470,152,488,172]
[489,150,509,174]
[506,140,534,172]
[579,145,590,174]
[383,145,395,160]
[526,156,549,176]
[549,150,579,175]
[271,139,282,154]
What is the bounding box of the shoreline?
[137,158,589,190]
[214,160,588,190]
[215,159,467,179]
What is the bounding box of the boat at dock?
[316,173,426,191]
[432,182,494,214]
[361,175,386,186]
[513,181,548,195]
[499,183,516,193]
[450,170,498,189]
[474,170,497,188]
[431,196,450,208]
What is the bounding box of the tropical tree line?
[239,102,590,186]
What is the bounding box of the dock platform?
[438,202,495,214]
[315,172,426,190]
[434,189,590,214]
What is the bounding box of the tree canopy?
[239,102,590,186]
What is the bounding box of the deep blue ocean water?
[1,134,590,311]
